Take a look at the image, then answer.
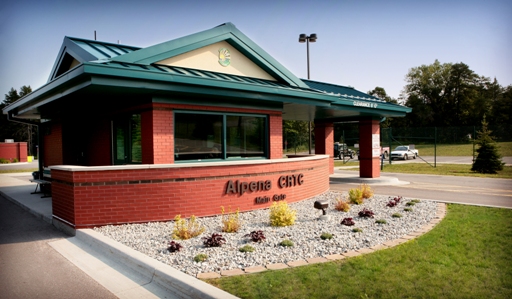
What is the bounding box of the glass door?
[113,114,141,165]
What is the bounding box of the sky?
[1,0,511,102]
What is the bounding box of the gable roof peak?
[111,22,308,88]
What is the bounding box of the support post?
[359,119,381,178]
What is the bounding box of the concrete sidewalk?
[0,173,238,299]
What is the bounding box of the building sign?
[225,173,304,204]
[353,101,378,108]
[372,134,380,157]
[218,48,231,67]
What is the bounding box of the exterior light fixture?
[314,200,329,220]
[298,33,318,154]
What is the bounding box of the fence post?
[434,127,437,168]
[389,127,392,165]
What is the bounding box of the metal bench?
[30,168,51,198]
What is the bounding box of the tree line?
[370,60,512,129]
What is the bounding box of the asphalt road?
[0,196,118,299]
[331,164,512,209]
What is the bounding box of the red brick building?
[3,23,410,232]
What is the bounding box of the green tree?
[367,87,405,128]
[283,120,310,154]
[471,116,504,174]
[0,86,37,155]
[403,60,453,126]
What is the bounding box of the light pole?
[299,33,317,154]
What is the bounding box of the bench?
[30,168,51,198]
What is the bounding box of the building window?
[174,111,267,161]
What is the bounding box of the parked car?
[357,146,390,160]
[390,146,419,160]
[334,142,354,159]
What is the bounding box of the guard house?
[3,23,410,231]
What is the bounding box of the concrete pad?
[287,260,308,267]
[197,272,221,279]
[342,251,361,258]
[220,269,245,276]
[50,238,166,299]
[306,257,329,264]
[266,263,289,270]
[324,254,345,260]
[243,266,267,274]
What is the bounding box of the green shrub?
[352,228,363,233]
[376,219,387,224]
[404,207,413,212]
[239,245,255,253]
[172,214,205,240]
[406,202,416,206]
[411,199,421,203]
[0,158,10,164]
[279,239,294,247]
[12,158,19,163]
[221,206,242,233]
[392,213,403,218]
[348,188,364,204]
[269,201,296,227]
[320,232,333,240]
[194,253,208,262]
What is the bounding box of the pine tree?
[471,116,504,174]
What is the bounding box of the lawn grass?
[206,205,512,298]
[335,163,512,179]
[381,164,512,179]
[402,141,512,156]
[0,168,38,174]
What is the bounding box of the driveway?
[332,171,511,208]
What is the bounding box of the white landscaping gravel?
[93,191,437,276]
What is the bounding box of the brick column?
[314,121,334,174]
[269,114,283,159]
[142,107,174,164]
[359,119,381,178]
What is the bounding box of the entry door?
[113,114,142,165]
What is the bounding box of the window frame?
[174,110,269,163]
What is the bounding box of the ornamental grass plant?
[172,214,205,240]
[220,206,242,233]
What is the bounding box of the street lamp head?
[309,33,317,42]
[299,34,307,43]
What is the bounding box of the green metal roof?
[112,22,309,88]
[303,80,382,102]
[4,22,411,122]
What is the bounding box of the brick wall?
[44,122,63,166]
[359,119,381,178]
[146,103,283,163]
[51,156,329,228]
[0,142,27,162]
[314,122,334,174]
[85,119,111,166]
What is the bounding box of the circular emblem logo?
[218,48,231,67]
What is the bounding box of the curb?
[75,229,239,299]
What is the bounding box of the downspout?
[7,112,43,176]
